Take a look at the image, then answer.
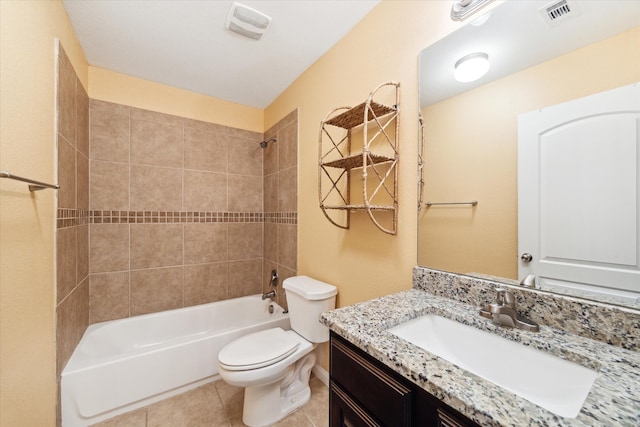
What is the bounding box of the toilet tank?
[282,276,337,343]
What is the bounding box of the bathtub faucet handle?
[270,270,279,287]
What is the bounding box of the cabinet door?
[330,382,382,427]
[437,408,473,427]
[331,336,412,427]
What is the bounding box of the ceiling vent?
[539,0,581,27]
[225,2,272,40]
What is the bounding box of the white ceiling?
[63,0,380,109]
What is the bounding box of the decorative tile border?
[57,208,90,228]
[57,209,297,228]
[264,212,297,224]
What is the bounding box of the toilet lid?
[218,328,300,371]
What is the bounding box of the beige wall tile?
[228,175,262,212]
[183,170,227,212]
[263,173,278,213]
[278,224,297,270]
[278,121,297,171]
[184,128,228,173]
[90,109,130,163]
[90,224,129,273]
[90,160,129,211]
[56,278,89,376]
[228,127,262,141]
[77,92,89,157]
[278,167,297,212]
[130,224,183,269]
[90,272,130,323]
[130,119,183,168]
[184,262,228,306]
[130,107,188,128]
[228,137,262,177]
[130,165,182,211]
[58,137,76,209]
[227,259,262,299]
[263,137,278,177]
[77,224,89,284]
[263,222,277,263]
[57,57,76,145]
[130,267,183,316]
[57,227,77,303]
[90,99,131,116]
[184,223,227,264]
[77,152,89,210]
[228,223,262,261]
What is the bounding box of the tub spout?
[262,290,276,300]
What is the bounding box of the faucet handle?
[495,288,516,308]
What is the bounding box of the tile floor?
[91,376,328,427]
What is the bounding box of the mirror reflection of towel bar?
[425,200,477,207]
[0,170,59,191]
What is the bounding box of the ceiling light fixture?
[451,0,495,22]
[454,53,490,83]
[225,2,272,40]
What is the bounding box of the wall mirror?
[418,0,640,308]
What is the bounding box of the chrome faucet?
[262,290,276,300]
[262,270,279,301]
[519,274,536,288]
[480,288,539,332]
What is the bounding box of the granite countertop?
[320,289,640,427]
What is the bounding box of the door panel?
[518,83,640,298]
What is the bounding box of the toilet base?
[242,352,316,427]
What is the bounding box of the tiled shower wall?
[56,44,90,379]
[262,111,298,308]
[55,43,90,427]
[88,100,268,323]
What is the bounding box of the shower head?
[259,137,277,149]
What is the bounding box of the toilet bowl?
[217,276,337,427]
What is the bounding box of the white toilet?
[217,276,337,427]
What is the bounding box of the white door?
[518,83,640,301]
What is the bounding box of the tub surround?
[320,267,640,426]
[86,102,298,323]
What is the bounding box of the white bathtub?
[61,295,290,426]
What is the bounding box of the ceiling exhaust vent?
[225,2,272,40]
[539,0,581,27]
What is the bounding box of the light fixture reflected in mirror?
[454,52,490,82]
[451,0,495,22]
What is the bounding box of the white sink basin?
[388,314,598,418]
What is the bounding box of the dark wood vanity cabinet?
[330,332,481,427]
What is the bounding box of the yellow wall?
[89,66,264,133]
[0,1,88,425]
[419,28,640,279]
[266,0,459,308]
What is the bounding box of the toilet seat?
[218,328,300,371]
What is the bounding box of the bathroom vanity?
[321,267,640,427]
[330,332,480,427]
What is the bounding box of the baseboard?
[312,363,329,387]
